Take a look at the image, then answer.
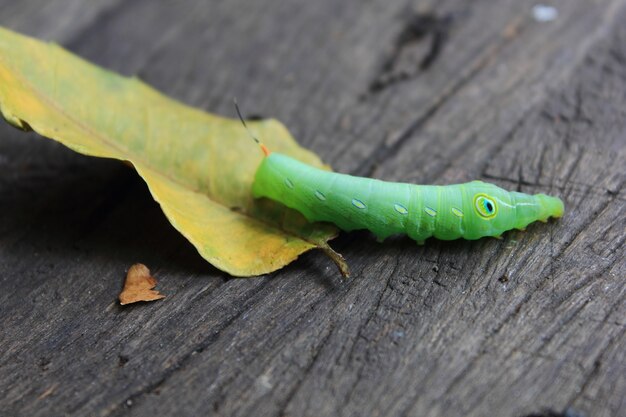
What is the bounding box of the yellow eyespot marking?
[394,203,408,215]
[284,178,294,189]
[474,194,497,219]
[314,190,326,201]
[451,207,464,218]
[424,207,437,217]
[352,199,366,209]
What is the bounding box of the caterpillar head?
[466,182,564,239]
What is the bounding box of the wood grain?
[0,1,623,416]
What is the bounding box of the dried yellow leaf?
[0,27,338,276]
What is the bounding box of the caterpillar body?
[234,103,564,244]
[253,153,564,243]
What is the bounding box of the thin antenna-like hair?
[233,98,270,156]
[234,97,259,144]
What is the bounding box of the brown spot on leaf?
[119,263,165,305]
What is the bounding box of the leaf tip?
[318,241,351,279]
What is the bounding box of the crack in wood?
[353,19,523,178]
[519,408,588,417]
[367,12,458,94]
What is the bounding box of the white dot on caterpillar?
[451,207,464,217]
[424,207,437,217]
[284,178,294,189]
[394,203,408,215]
[314,190,326,201]
[351,199,366,209]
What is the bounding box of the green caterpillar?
[237,105,564,244]
[253,153,564,243]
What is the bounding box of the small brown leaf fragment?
[119,264,165,305]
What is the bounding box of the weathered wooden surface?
[0,1,624,416]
